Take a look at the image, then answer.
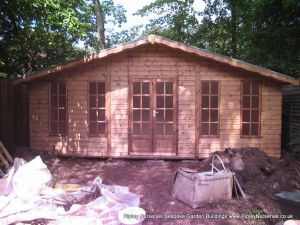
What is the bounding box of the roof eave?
[13,35,299,86]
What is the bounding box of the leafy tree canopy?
[0,0,299,78]
[135,0,200,45]
[137,0,300,78]
[0,0,126,78]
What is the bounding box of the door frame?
[128,78,178,155]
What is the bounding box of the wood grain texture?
[15,35,298,86]
[28,44,284,158]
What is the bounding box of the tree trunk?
[229,0,237,58]
[93,0,106,49]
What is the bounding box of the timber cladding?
[28,44,284,158]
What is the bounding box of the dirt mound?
[198,148,300,195]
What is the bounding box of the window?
[132,81,151,136]
[200,81,219,136]
[89,82,106,135]
[50,81,67,135]
[241,81,260,137]
[155,82,173,135]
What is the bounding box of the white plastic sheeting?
[12,156,52,199]
[0,158,26,196]
[0,156,140,225]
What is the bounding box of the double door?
[129,79,177,155]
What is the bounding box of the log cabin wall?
[28,44,282,158]
[29,61,109,157]
[196,64,282,158]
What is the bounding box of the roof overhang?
[14,35,299,86]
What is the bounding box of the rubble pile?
[198,148,300,195]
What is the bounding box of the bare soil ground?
[14,148,300,225]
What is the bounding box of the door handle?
[153,110,159,117]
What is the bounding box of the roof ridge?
[13,35,299,86]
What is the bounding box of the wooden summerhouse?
[15,35,299,158]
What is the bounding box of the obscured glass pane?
[98,82,105,94]
[142,96,150,108]
[201,123,209,135]
[98,96,105,108]
[51,110,58,121]
[89,122,97,134]
[59,96,66,107]
[251,123,259,136]
[201,109,209,122]
[89,82,97,94]
[133,82,140,94]
[252,96,259,108]
[142,110,150,121]
[51,82,58,94]
[202,96,209,108]
[59,109,66,121]
[243,110,250,122]
[211,96,218,108]
[89,109,97,121]
[98,109,105,121]
[51,96,57,108]
[133,110,140,121]
[242,123,250,136]
[59,122,66,134]
[165,109,173,122]
[165,123,173,135]
[211,110,218,122]
[243,81,250,95]
[165,96,173,108]
[98,122,105,134]
[142,82,150,94]
[210,123,218,135]
[59,82,66,95]
[156,123,164,135]
[252,81,259,95]
[133,123,140,135]
[251,110,259,122]
[142,123,150,135]
[156,110,164,121]
[157,96,164,108]
[133,96,140,108]
[89,96,97,108]
[211,81,218,95]
[243,96,250,108]
[201,81,209,94]
[166,82,173,94]
[156,82,164,94]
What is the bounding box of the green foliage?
[85,0,127,50]
[0,73,7,78]
[107,25,143,47]
[136,0,200,44]
[240,0,300,78]
[0,0,126,78]
[137,0,300,78]
[1,0,299,79]
[0,60,7,78]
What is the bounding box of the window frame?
[132,80,152,137]
[199,80,220,137]
[49,80,68,136]
[240,80,262,138]
[88,81,107,137]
